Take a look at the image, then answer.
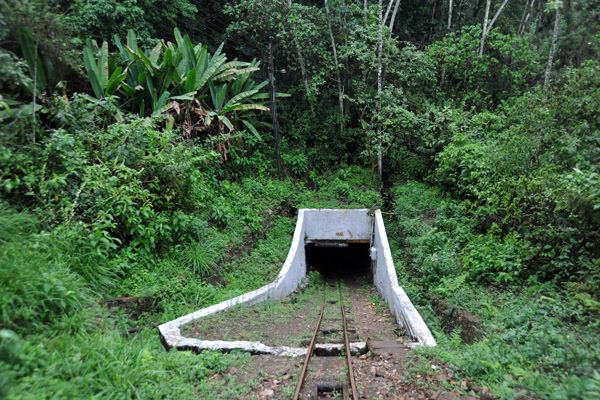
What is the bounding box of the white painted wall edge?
[171,339,367,357]
[158,209,307,351]
[372,210,437,346]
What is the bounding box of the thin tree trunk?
[32,37,40,144]
[429,0,438,42]
[364,0,368,23]
[522,0,536,34]
[486,0,510,34]
[296,47,316,118]
[533,0,543,33]
[543,6,561,91]
[479,0,510,56]
[388,0,401,33]
[517,0,530,35]
[447,0,453,33]
[536,5,561,163]
[268,43,283,180]
[287,0,316,118]
[377,0,383,181]
[324,0,344,132]
[383,0,394,25]
[479,0,491,56]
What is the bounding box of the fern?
[434,273,468,298]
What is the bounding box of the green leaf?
[242,119,262,140]
[219,115,233,131]
[155,91,170,111]
[18,27,47,93]
[148,42,163,68]
[214,66,260,81]
[184,68,197,94]
[225,88,259,107]
[222,103,270,113]
[209,83,228,110]
[196,53,227,92]
[170,92,197,100]
[83,40,103,98]
[98,40,109,89]
[105,67,126,95]
[126,29,139,54]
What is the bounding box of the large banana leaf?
[18,27,47,95]
[105,67,127,96]
[209,83,228,110]
[83,39,118,98]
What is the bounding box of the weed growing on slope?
[387,181,600,399]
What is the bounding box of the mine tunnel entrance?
[305,241,371,279]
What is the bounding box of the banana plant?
[83,39,127,99]
[17,27,58,96]
[80,28,272,141]
[113,30,172,116]
[205,68,271,139]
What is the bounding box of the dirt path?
[186,274,486,399]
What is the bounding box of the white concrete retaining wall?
[158,208,435,354]
[158,209,308,354]
[372,210,436,346]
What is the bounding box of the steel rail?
[293,280,359,400]
[293,282,326,400]
[339,280,359,400]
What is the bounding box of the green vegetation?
[1,0,599,399]
[387,182,600,399]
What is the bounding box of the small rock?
[258,388,274,399]
[375,369,386,378]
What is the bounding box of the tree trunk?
[388,0,401,33]
[536,5,561,163]
[429,0,437,42]
[486,0,510,34]
[479,0,510,56]
[268,43,283,180]
[533,0,543,33]
[518,0,530,35]
[447,0,453,33]
[522,0,536,34]
[295,47,316,118]
[478,0,491,56]
[286,0,316,119]
[32,37,39,144]
[383,0,394,25]
[543,6,561,91]
[324,0,344,132]
[377,0,384,181]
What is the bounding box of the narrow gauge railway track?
[293,280,358,400]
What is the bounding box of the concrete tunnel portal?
[158,209,437,353]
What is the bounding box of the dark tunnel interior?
[305,242,371,279]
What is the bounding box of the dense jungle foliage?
[1,0,599,398]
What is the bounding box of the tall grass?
[0,204,121,334]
